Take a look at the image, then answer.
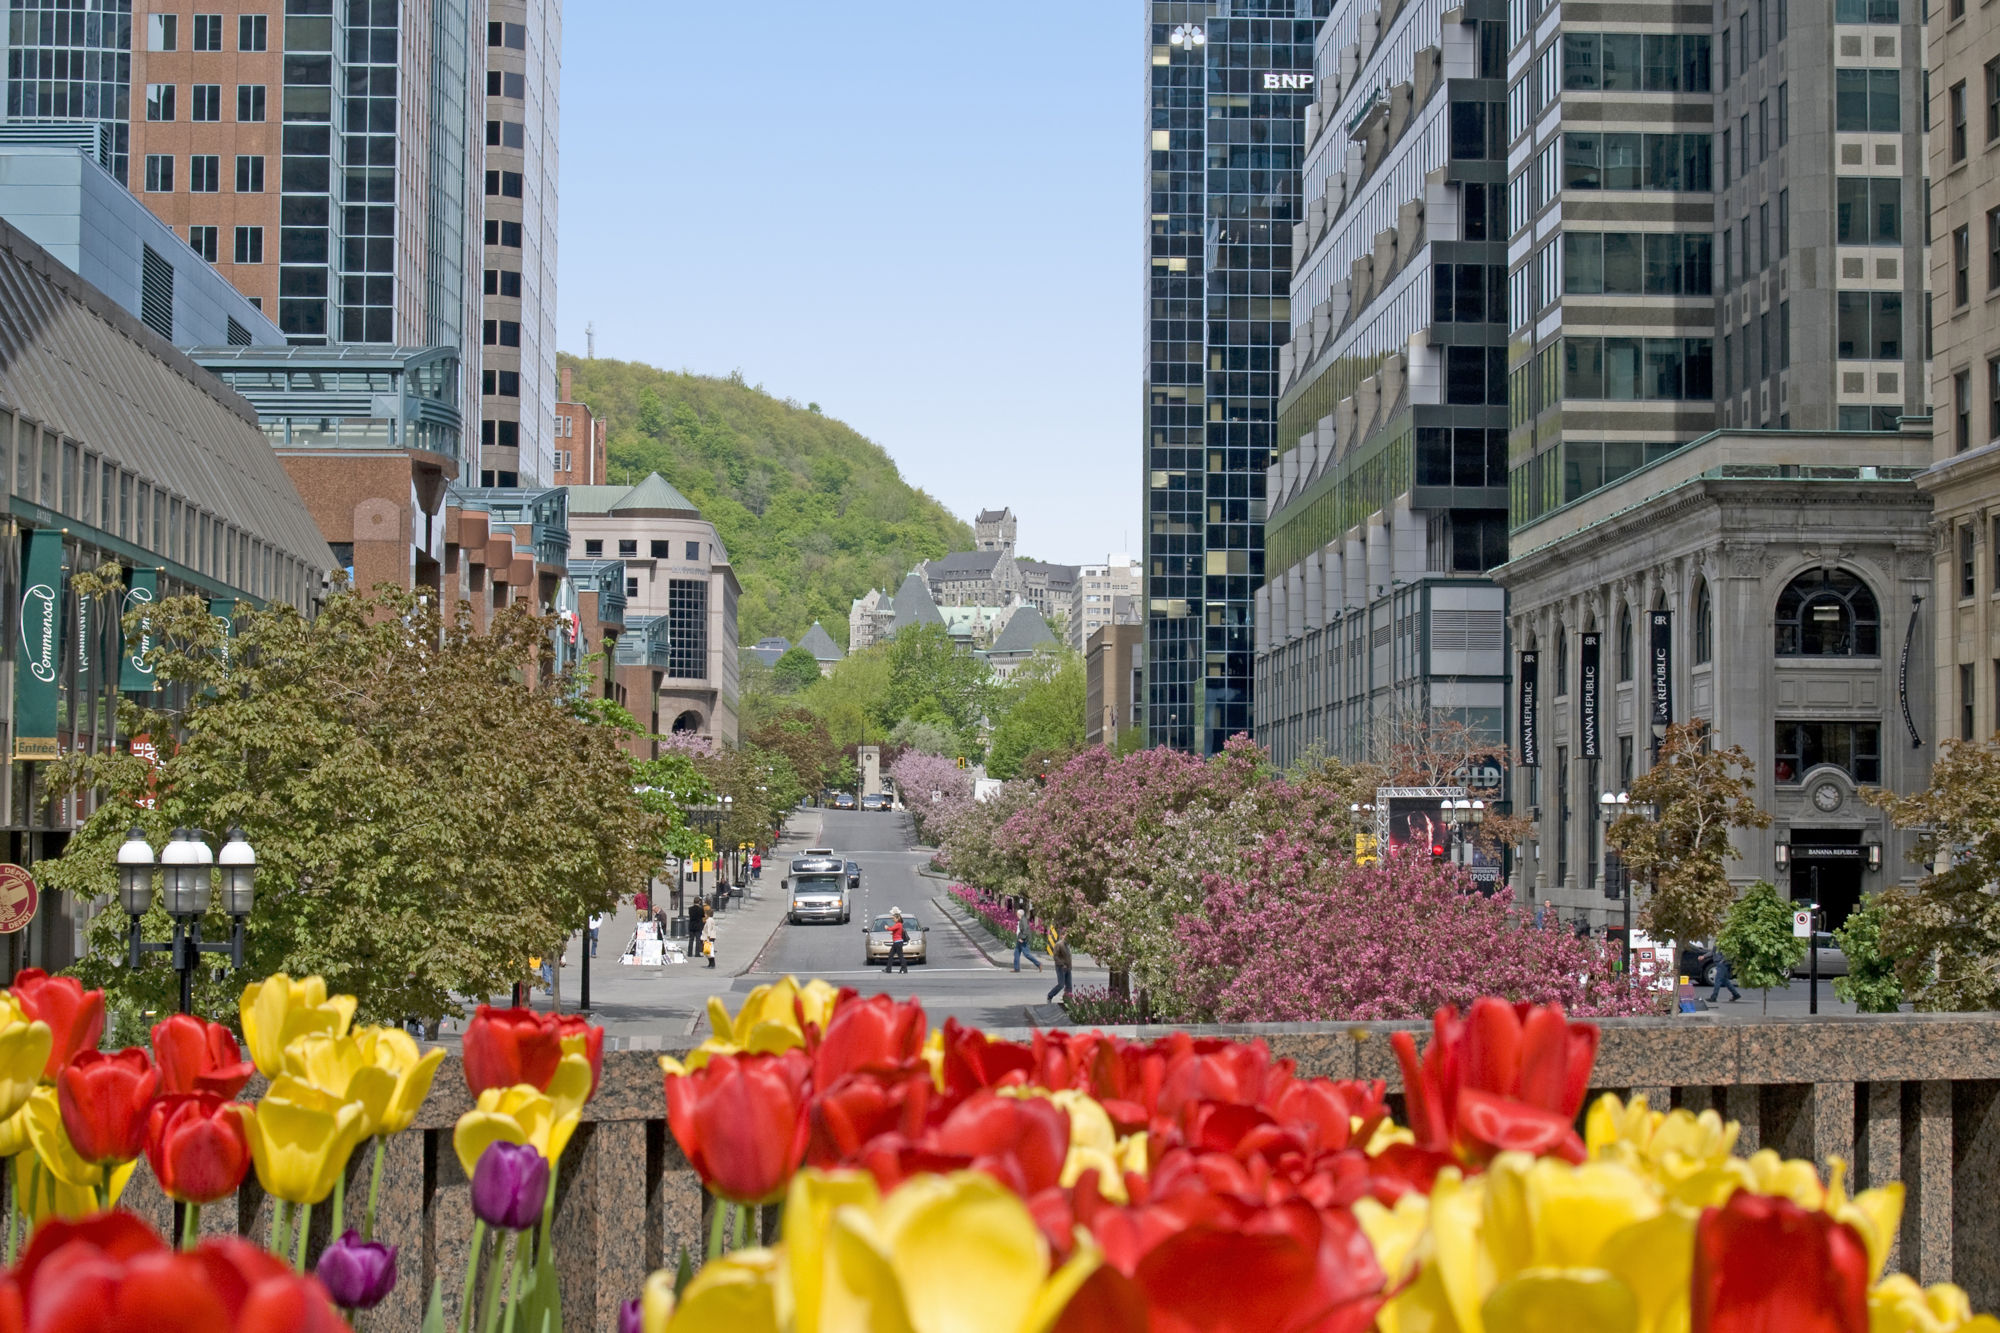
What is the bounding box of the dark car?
[845,860,862,890]
[831,792,856,810]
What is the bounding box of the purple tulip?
[315,1229,398,1310]
[619,1298,643,1333]
[471,1140,550,1231]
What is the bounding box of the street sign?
[0,866,37,934]
[1793,909,1813,939]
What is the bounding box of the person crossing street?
[886,906,909,974]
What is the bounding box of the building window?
[147,14,176,50]
[1616,606,1633,680]
[1560,131,1713,190]
[143,154,174,193]
[1958,369,1974,451]
[1776,567,1880,655]
[237,85,266,122]
[1990,358,2000,443]
[1835,68,1901,132]
[483,269,522,297]
[617,540,637,558]
[192,13,222,49]
[625,578,638,599]
[488,69,527,99]
[648,540,670,559]
[187,155,218,192]
[484,170,523,198]
[233,226,263,264]
[234,155,264,193]
[1993,516,2000,589]
[1988,59,2000,142]
[1778,82,1788,144]
[1554,624,1569,696]
[1957,226,1973,304]
[1953,81,1970,160]
[1555,745,1570,885]
[1964,524,1979,598]
[239,14,267,50]
[583,540,602,557]
[488,21,526,48]
[485,120,526,149]
[1963,664,1978,740]
[1693,580,1712,664]
[480,369,521,397]
[1562,337,1714,399]
[1835,292,1902,359]
[1773,722,1880,784]
[481,320,521,347]
[191,84,220,121]
[686,540,701,561]
[666,579,710,679]
[484,219,523,248]
[146,84,176,121]
[187,226,217,263]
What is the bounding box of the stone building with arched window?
[1489,424,1936,940]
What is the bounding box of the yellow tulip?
[0,995,49,1125]
[1870,1274,2000,1333]
[999,1087,1147,1201]
[640,1268,679,1333]
[278,1039,398,1140]
[921,1028,945,1092]
[785,1171,883,1333]
[362,1027,448,1135]
[22,1086,121,1190]
[1354,1191,1431,1289]
[1827,1159,1906,1284]
[14,1148,134,1225]
[452,1085,580,1178]
[248,1081,368,1204]
[671,1248,783,1333]
[545,1053,594,1120]
[0,1104,29,1159]
[1484,1268,1638,1333]
[240,973,357,1077]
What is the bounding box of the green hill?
[558,356,970,647]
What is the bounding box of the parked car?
[863,913,928,965]
[845,860,862,890]
[860,793,892,812]
[831,792,857,810]
[1790,932,1850,977]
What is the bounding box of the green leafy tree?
[1607,720,1772,946]
[771,644,824,695]
[1833,894,1905,1013]
[796,650,892,748]
[986,647,1086,780]
[877,623,992,743]
[1716,881,1807,1012]
[42,583,664,1025]
[888,717,958,756]
[1864,737,2000,1009]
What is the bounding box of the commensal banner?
[119,568,158,693]
[13,528,63,760]
[208,597,236,673]
[1649,610,1673,726]
[1579,631,1601,759]
[1518,650,1539,767]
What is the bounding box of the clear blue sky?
[557,5,1139,566]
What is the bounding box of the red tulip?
[929,1091,1071,1194]
[151,1014,254,1099]
[145,1093,253,1204]
[663,1050,810,1204]
[553,1014,605,1098]
[10,969,106,1079]
[809,994,927,1086]
[807,1065,933,1168]
[1692,1191,1870,1333]
[1390,997,1599,1167]
[938,1017,1036,1101]
[462,1006,563,1096]
[9,1214,349,1333]
[56,1048,160,1166]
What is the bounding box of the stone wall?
[103,1012,2000,1331]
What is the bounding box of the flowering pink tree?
[1173,831,1660,1021]
[887,750,971,843]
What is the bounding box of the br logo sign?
[0,866,37,934]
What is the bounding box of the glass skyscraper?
[3,0,131,182]
[1143,0,1321,755]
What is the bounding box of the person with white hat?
[886,906,908,974]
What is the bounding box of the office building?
[553,365,605,485]
[1920,0,2000,745]
[566,473,740,745]
[1143,2,1321,754]
[1069,554,1142,651]
[1,5,132,182]
[476,0,559,488]
[1086,622,1145,747]
[1253,0,1513,768]
[1491,425,1933,933]
[0,214,332,972]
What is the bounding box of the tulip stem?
[706,1196,726,1260]
[5,1161,16,1266]
[734,1202,750,1250]
[294,1201,313,1272]
[364,1137,386,1241]
[181,1203,200,1251]
[331,1164,346,1240]
[478,1231,511,1333]
[269,1199,284,1256]
[499,1230,528,1333]
[458,1219,487,1333]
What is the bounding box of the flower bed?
[641,978,2000,1333]
[1059,984,1151,1025]
[947,881,1022,948]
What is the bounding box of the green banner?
[14,529,63,760]
[119,568,158,694]
[208,597,236,674]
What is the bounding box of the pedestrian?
[1012,909,1043,973]
[588,913,604,958]
[700,913,718,969]
[1706,945,1743,1003]
[535,954,554,998]
[886,906,908,974]
[1046,925,1072,1004]
[635,888,650,915]
[686,897,705,949]
[751,851,763,882]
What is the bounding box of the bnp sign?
[13,529,61,760]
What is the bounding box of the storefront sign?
[1259,71,1315,91]
[13,529,62,761]
[1518,651,1539,767]
[1579,632,1600,759]
[119,569,158,693]
[1649,611,1673,726]
[0,865,38,934]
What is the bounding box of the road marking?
[741,968,999,977]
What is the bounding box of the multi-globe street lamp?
[117,825,257,1015]
[1439,798,1486,868]
[1169,23,1205,47]
[1599,791,1656,963]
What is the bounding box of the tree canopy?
[1607,721,1771,945]
[770,645,824,694]
[985,646,1086,780]
[1866,737,2000,1009]
[558,356,970,647]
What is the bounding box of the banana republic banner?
[1518,650,1539,768]
[1579,631,1601,759]
[14,529,63,760]
[119,569,158,694]
[1649,610,1673,726]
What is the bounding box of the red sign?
[0,866,38,934]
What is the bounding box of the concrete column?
[1287,566,1306,642]
[1323,544,1345,620]
[1345,532,1367,610]
[1303,553,1324,629]
[1254,585,1272,656]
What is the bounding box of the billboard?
[1372,786,1502,886]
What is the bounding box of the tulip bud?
[618,1297,643,1333]
[316,1229,399,1311]
[471,1140,549,1231]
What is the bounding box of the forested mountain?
[559,356,970,647]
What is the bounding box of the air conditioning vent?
[1431,609,1504,652]
[139,246,174,340]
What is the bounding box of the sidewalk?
[927,886,1109,987]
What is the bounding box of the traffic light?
[955,755,967,769]
[1431,843,1447,862]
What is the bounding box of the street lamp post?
[118,826,257,1015]
[1439,798,1486,868]
[1599,792,1632,957]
